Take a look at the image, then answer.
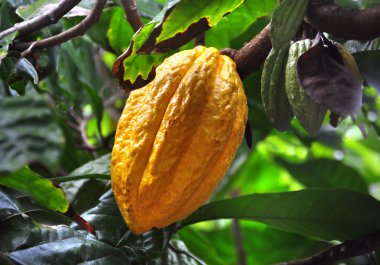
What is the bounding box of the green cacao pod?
[261,43,293,132]
[285,39,327,136]
[270,0,310,50]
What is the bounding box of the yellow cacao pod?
[111,46,248,234]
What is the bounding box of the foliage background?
[1,0,380,264]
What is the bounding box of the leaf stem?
[51,174,110,183]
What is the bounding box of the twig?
[275,230,380,265]
[230,190,247,265]
[0,0,81,40]
[232,216,247,265]
[120,0,143,32]
[194,33,205,46]
[11,0,107,53]
[306,2,380,40]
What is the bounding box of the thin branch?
[233,24,272,79]
[306,2,380,40]
[12,0,107,53]
[275,230,380,265]
[0,0,81,40]
[194,33,205,46]
[230,190,247,265]
[120,0,143,32]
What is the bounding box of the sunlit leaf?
[0,167,69,213]
[113,0,244,90]
[107,7,135,54]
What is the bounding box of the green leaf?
[154,0,244,44]
[53,153,111,183]
[182,189,380,241]
[177,227,225,265]
[277,158,368,193]
[16,58,39,84]
[0,94,65,173]
[354,51,380,93]
[0,32,18,64]
[114,0,244,88]
[207,0,277,49]
[7,236,130,265]
[0,167,70,213]
[270,0,309,50]
[107,7,135,54]
[16,0,61,20]
[71,190,128,246]
[136,0,163,18]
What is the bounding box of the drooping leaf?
[297,43,363,117]
[182,189,380,241]
[0,167,69,213]
[112,0,244,90]
[16,58,39,84]
[0,94,65,173]
[277,158,368,193]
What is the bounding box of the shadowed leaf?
[297,44,362,117]
[182,189,380,241]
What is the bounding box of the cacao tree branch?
[0,0,81,40]
[233,24,272,79]
[275,230,380,265]
[306,1,380,40]
[121,0,143,32]
[11,0,107,53]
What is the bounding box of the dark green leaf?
[182,189,380,241]
[71,190,128,246]
[7,236,130,265]
[277,158,368,193]
[354,51,380,93]
[0,94,65,173]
